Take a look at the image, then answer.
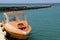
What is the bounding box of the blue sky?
[0,0,60,3]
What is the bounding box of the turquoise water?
[0,3,60,40]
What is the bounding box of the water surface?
[0,3,60,40]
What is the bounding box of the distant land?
[0,3,59,5]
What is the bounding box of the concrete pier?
[0,23,6,40]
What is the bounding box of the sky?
[0,0,60,3]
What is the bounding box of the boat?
[0,4,52,39]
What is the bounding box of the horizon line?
[0,3,59,4]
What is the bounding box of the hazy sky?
[0,0,60,3]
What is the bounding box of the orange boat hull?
[8,26,31,39]
[4,25,31,39]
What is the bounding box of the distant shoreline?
[0,3,59,5]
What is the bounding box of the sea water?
[0,3,60,40]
